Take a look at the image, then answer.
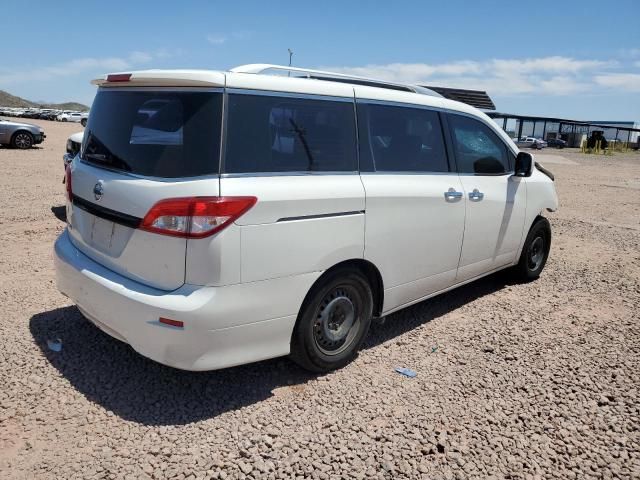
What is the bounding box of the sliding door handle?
[469,189,484,201]
[444,188,463,201]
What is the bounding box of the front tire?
[11,131,33,149]
[291,269,373,372]
[81,119,87,127]
[513,217,551,282]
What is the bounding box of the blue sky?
[3,0,639,119]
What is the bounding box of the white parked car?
[63,131,84,168]
[514,137,547,150]
[54,65,558,372]
[57,112,89,126]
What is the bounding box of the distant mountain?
[0,90,89,111]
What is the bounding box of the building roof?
[487,112,640,133]
[586,121,638,126]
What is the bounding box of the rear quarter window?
[224,93,357,174]
[357,102,449,173]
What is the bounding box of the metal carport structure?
[486,112,640,147]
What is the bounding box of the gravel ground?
[0,119,639,480]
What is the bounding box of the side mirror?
[514,151,533,177]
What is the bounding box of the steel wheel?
[12,132,33,149]
[527,236,545,271]
[313,285,361,356]
[291,269,373,372]
[512,217,552,282]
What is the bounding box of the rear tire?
[290,269,373,372]
[11,131,33,149]
[81,119,87,127]
[512,217,551,282]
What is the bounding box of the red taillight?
[140,196,257,238]
[106,73,132,82]
[65,166,72,201]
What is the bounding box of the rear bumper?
[54,229,317,371]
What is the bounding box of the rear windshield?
[82,89,222,178]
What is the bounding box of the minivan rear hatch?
[67,87,223,290]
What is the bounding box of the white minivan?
[54,65,558,372]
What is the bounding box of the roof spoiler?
[91,70,225,88]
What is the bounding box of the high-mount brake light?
[140,196,257,238]
[106,73,132,82]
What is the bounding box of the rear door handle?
[444,188,463,201]
[469,188,484,201]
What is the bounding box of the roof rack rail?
[230,64,443,97]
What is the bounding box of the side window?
[448,114,510,174]
[358,103,449,173]
[224,94,356,173]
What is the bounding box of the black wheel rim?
[15,133,31,149]
[527,236,545,271]
[313,285,361,356]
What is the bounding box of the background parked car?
[57,112,85,123]
[514,137,547,149]
[22,109,41,119]
[64,131,84,168]
[0,119,45,149]
[546,137,567,148]
[37,109,58,121]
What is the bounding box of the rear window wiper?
[84,153,108,162]
[83,152,132,172]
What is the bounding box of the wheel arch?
[297,259,385,322]
[11,129,34,138]
[517,213,551,259]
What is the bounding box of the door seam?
[455,173,467,282]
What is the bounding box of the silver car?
[514,137,547,150]
[0,119,45,149]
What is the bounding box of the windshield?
[82,89,222,178]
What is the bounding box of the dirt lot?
[0,119,638,479]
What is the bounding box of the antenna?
[287,49,293,77]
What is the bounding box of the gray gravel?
[0,121,639,479]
